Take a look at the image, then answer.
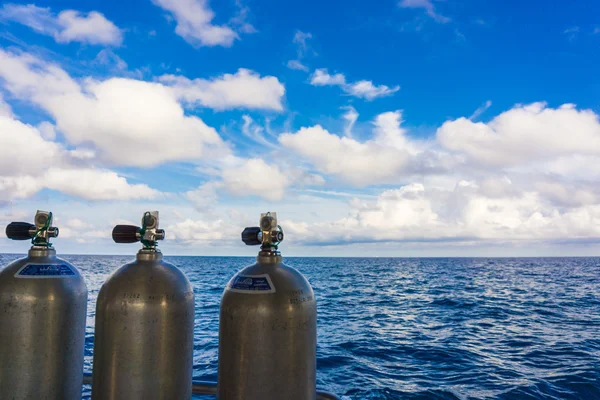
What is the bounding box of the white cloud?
[240,115,278,148]
[398,0,450,23]
[0,93,13,118]
[160,68,285,111]
[286,30,313,72]
[293,31,312,57]
[229,0,256,34]
[341,106,358,137]
[93,49,128,70]
[311,69,346,86]
[166,218,238,244]
[0,116,63,175]
[469,100,492,120]
[372,111,415,151]
[44,168,160,200]
[437,102,600,166]
[0,4,122,46]
[310,69,399,100]
[279,111,419,186]
[64,218,91,230]
[0,176,40,201]
[0,113,161,202]
[279,102,600,246]
[37,121,56,140]
[151,0,246,47]
[221,158,289,201]
[185,181,222,210]
[186,151,323,203]
[287,169,326,187]
[287,60,309,72]
[345,80,400,100]
[285,179,600,246]
[55,10,122,45]
[0,49,229,167]
[0,168,160,202]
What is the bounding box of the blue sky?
[0,0,600,256]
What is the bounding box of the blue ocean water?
[1,255,599,399]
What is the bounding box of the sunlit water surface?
[1,255,599,399]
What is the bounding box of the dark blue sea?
[2,255,599,399]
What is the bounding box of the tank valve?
[112,211,165,249]
[241,212,284,251]
[5,210,58,247]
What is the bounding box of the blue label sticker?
[228,274,276,294]
[16,264,75,278]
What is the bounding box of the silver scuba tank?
[218,212,317,400]
[0,210,88,400]
[91,211,194,400]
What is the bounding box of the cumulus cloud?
[311,69,346,86]
[0,48,229,167]
[44,168,160,200]
[0,115,160,202]
[437,102,600,166]
[37,121,57,140]
[0,116,64,176]
[160,69,285,111]
[285,179,600,246]
[279,110,427,185]
[398,0,450,24]
[310,69,399,100]
[221,158,289,201]
[0,176,40,201]
[184,153,324,204]
[276,101,600,246]
[282,103,600,189]
[0,4,122,45]
[151,0,252,47]
[279,125,407,186]
[0,93,13,118]
[185,181,222,210]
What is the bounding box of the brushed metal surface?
[218,253,317,400]
[0,247,88,400]
[92,250,194,400]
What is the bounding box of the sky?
[0,0,600,256]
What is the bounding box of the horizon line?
[1,252,599,259]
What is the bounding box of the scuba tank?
[0,210,88,400]
[218,212,317,400]
[91,211,194,400]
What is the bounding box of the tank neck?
[136,248,163,262]
[256,250,283,265]
[28,246,56,258]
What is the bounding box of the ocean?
[1,255,599,399]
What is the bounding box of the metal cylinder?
[91,249,195,400]
[218,251,317,400]
[0,246,88,400]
